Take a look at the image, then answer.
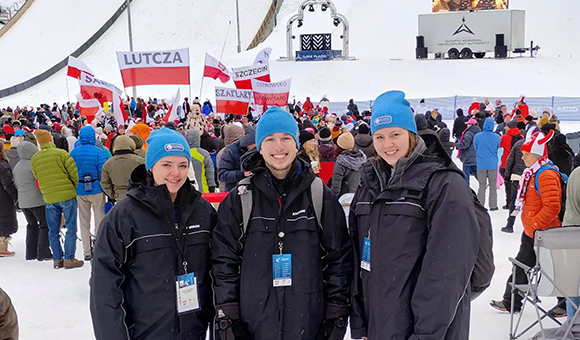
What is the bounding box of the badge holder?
[273,233,292,287]
[176,261,200,314]
[361,230,371,272]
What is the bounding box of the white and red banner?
[251,78,292,107]
[79,72,123,104]
[67,56,94,79]
[232,64,270,90]
[203,53,231,83]
[163,88,181,122]
[116,48,190,87]
[215,87,252,115]
[78,98,100,123]
[112,95,127,127]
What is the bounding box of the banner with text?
[116,48,190,87]
[251,78,292,108]
[215,87,252,115]
[79,72,123,103]
[232,63,270,90]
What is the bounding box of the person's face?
[522,151,540,167]
[304,139,318,152]
[373,127,411,167]
[501,106,507,114]
[17,135,24,142]
[431,110,438,118]
[150,156,189,197]
[259,132,298,179]
[118,127,125,134]
[542,112,550,118]
[503,115,511,123]
[319,120,326,127]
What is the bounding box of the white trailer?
[417,9,526,59]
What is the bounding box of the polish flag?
[79,98,101,123]
[203,54,231,83]
[67,56,94,79]
[232,63,270,90]
[79,72,123,103]
[215,87,252,115]
[116,48,190,87]
[251,78,292,108]
[112,95,127,127]
[163,88,181,122]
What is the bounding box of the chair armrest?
[508,257,532,272]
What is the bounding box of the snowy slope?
[1,0,579,108]
[4,122,580,340]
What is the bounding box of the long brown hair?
[405,133,418,157]
[0,141,7,162]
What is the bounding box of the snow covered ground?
[1,122,579,340]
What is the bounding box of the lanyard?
[169,206,189,273]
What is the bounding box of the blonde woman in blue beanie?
[212,107,352,340]
[90,128,217,340]
[349,91,480,340]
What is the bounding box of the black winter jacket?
[349,136,479,340]
[354,133,375,159]
[505,139,526,180]
[212,152,352,340]
[0,160,18,236]
[452,116,467,140]
[217,141,247,192]
[549,135,574,176]
[318,143,336,162]
[90,165,217,340]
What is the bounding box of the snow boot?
[64,259,84,269]
[26,224,39,260]
[37,227,52,261]
[0,236,15,257]
[501,226,514,233]
[53,260,64,269]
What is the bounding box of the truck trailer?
[417,9,526,59]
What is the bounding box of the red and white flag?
[112,95,127,127]
[215,87,252,115]
[232,63,270,90]
[67,56,94,79]
[116,48,190,87]
[251,78,291,108]
[203,54,231,83]
[163,88,181,122]
[79,72,123,104]
[78,98,100,123]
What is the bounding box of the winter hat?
[165,121,178,130]
[337,132,355,150]
[370,90,416,134]
[358,123,370,135]
[34,129,52,145]
[9,136,20,148]
[529,109,538,119]
[538,117,550,127]
[255,107,299,151]
[145,128,191,170]
[319,127,332,142]
[466,118,478,125]
[240,126,257,148]
[334,119,343,126]
[495,99,502,106]
[516,122,526,130]
[506,120,518,129]
[456,108,464,117]
[113,135,136,153]
[299,130,315,146]
[14,130,25,137]
[521,130,554,157]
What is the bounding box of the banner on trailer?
[432,0,508,12]
[79,72,123,103]
[251,78,291,107]
[116,48,190,87]
[232,64,270,89]
[215,87,252,115]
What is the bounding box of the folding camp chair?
[509,226,580,340]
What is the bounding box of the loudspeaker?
[416,36,425,48]
[416,47,428,59]
[495,34,505,46]
[495,45,507,58]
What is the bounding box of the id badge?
[176,273,200,314]
[272,254,292,287]
[361,237,371,272]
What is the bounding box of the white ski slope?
[1,0,580,108]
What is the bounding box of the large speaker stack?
[495,34,507,58]
[416,36,428,59]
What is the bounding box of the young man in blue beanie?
[212,107,353,340]
[90,128,217,340]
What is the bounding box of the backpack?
[534,164,568,222]
[408,169,494,300]
[238,176,325,235]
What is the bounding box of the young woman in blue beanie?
[349,91,480,340]
[90,128,217,340]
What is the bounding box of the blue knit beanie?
[145,128,191,170]
[256,107,299,151]
[371,90,417,134]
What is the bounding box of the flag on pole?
[253,47,272,65]
[163,88,182,122]
[203,54,231,83]
[79,98,101,123]
[215,87,252,115]
[116,48,190,87]
[79,72,123,103]
[112,95,127,127]
[251,78,292,108]
[232,64,270,90]
[67,56,94,79]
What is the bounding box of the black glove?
[209,186,216,193]
[315,318,348,340]
[216,318,251,340]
